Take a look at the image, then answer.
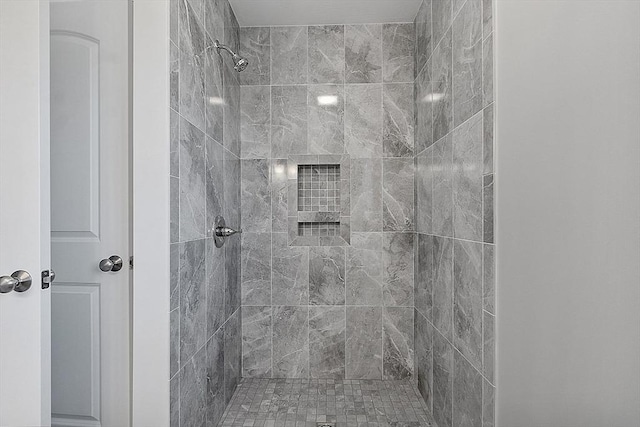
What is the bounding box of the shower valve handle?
[213,216,241,248]
[215,226,242,237]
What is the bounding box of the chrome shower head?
[213,39,249,73]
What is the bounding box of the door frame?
[131,0,171,425]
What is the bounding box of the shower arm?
[213,39,236,57]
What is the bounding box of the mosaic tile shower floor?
[218,378,437,427]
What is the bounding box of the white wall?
[495,1,640,426]
[132,0,170,425]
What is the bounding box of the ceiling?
[228,0,423,26]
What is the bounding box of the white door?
[0,1,52,426]
[49,1,130,426]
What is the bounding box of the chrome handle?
[0,270,33,293]
[215,226,242,237]
[213,215,241,248]
[99,255,123,272]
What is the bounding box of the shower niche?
[287,155,350,246]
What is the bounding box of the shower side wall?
[412,0,496,426]
[168,0,243,425]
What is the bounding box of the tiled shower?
[168,0,495,425]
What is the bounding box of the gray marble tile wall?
[412,0,495,426]
[169,0,242,425]
[239,22,416,381]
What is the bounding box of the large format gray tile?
[170,109,180,177]
[271,85,308,156]
[272,233,309,305]
[483,33,493,107]
[383,233,414,307]
[483,244,494,314]
[345,24,382,83]
[205,137,224,237]
[383,158,415,232]
[453,239,483,369]
[224,310,241,402]
[180,344,207,427]
[239,27,270,86]
[415,233,434,319]
[223,67,241,156]
[171,176,180,244]
[223,152,241,320]
[308,25,345,84]
[272,305,309,378]
[383,83,414,158]
[309,306,346,379]
[432,28,453,143]
[453,111,483,241]
[432,0,452,48]
[346,306,383,379]
[270,159,288,232]
[179,0,206,131]
[483,378,495,427]
[179,117,206,241]
[309,246,346,305]
[170,41,179,112]
[206,238,225,337]
[170,374,179,427]
[170,243,180,311]
[452,0,483,126]
[170,308,179,378]
[350,158,383,232]
[308,85,345,154]
[432,235,454,340]
[433,330,453,427]
[170,0,178,44]
[414,310,433,408]
[345,84,383,158]
[241,159,271,232]
[240,85,270,158]
[205,36,224,143]
[383,23,414,83]
[180,239,207,364]
[242,306,272,378]
[414,0,432,78]
[240,232,271,305]
[383,307,414,379]
[204,0,224,42]
[206,327,225,427]
[483,174,494,243]
[223,0,240,57]
[271,26,307,84]
[346,233,383,305]
[453,350,483,427]
[483,104,493,175]
[432,133,454,237]
[224,234,241,319]
[415,60,434,155]
[483,0,493,38]
[483,310,494,383]
[416,147,433,234]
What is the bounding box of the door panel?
[50,31,100,241]
[51,284,100,426]
[50,1,130,426]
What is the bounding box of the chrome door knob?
[99,255,123,272]
[0,270,33,293]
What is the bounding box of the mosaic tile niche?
[288,155,351,246]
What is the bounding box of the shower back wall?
[239,23,416,380]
